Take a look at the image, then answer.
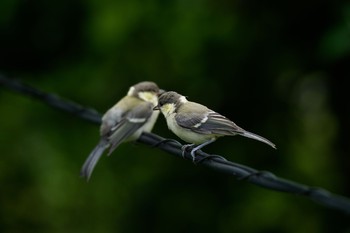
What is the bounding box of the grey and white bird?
[81,81,160,180]
[154,91,276,160]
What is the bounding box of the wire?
[1,74,350,214]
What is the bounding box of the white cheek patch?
[138,92,158,105]
[193,116,208,128]
[161,103,176,116]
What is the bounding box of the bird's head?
[127,81,160,106]
[153,91,187,116]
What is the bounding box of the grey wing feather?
[107,119,144,154]
[195,112,276,148]
[80,102,154,181]
[80,138,109,181]
[107,102,154,154]
[175,113,203,129]
[197,112,244,135]
[176,110,276,148]
[176,111,243,135]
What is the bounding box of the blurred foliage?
[1,0,350,232]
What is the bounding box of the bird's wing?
[176,110,243,135]
[175,102,244,135]
[80,102,154,181]
[107,101,153,154]
[197,111,244,135]
[191,111,276,148]
[175,103,276,148]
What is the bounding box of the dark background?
[1,0,349,232]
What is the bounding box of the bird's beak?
[153,105,160,111]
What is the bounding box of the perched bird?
[154,91,276,160]
[81,81,160,180]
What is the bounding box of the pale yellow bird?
[81,81,160,180]
[154,91,276,160]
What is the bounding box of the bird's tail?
[80,139,109,181]
[238,130,276,149]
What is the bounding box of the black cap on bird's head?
[159,91,183,105]
[154,91,187,110]
[129,81,159,96]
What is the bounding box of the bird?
[154,91,276,160]
[80,81,161,180]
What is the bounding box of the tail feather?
[80,139,109,181]
[239,130,276,149]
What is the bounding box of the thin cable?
[1,74,350,214]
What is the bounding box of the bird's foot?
[181,144,196,160]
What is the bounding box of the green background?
[1,0,349,232]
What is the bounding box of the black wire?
[0,75,101,124]
[1,74,350,214]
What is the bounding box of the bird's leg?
[187,138,216,162]
[181,144,195,158]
